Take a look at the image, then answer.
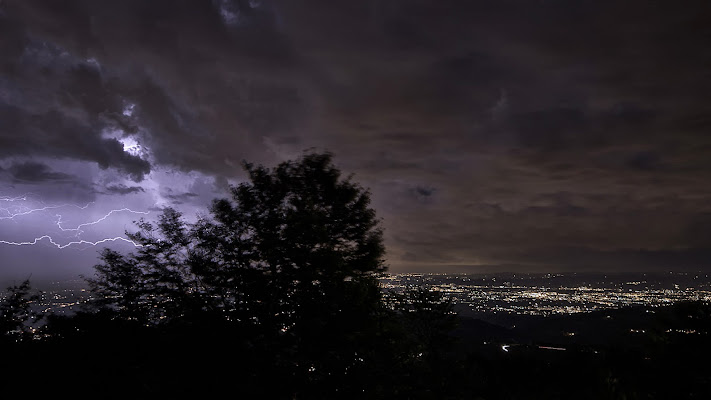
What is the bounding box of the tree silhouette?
[190,152,389,394]
[86,249,146,322]
[0,279,41,341]
[85,152,394,396]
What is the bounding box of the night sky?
[2,0,711,280]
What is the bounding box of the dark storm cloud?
[5,161,75,183]
[0,16,152,180]
[101,184,145,196]
[2,0,711,273]
[0,0,301,178]
[0,102,151,180]
[410,186,436,203]
[164,190,199,205]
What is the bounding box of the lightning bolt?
[56,208,150,235]
[0,235,143,248]
[0,194,152,249]
[1,202,92,220]
[0,194,30,201]
[0,193,91,221]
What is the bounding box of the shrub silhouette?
[0,279,41,341]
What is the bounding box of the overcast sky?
[2,0,711,281]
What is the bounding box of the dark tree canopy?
[88,152,386,325]
[83,152,403,397]
[191,152,386,325]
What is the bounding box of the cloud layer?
[2,0,711,275]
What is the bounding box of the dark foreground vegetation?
[2,153,711,399]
